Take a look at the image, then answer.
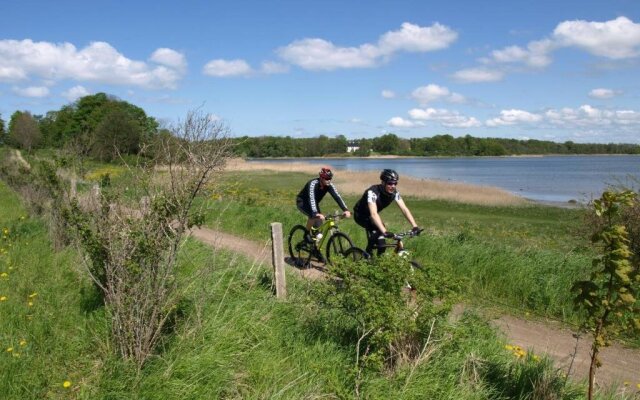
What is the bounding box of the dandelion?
[0,272,8,279]
[27,301,33,307]
[0,296,7,301]
[28,292,37,299]
[505,344,514,351]
[63,380,72,388]
[19,339,27,346]
[6,347,13,352]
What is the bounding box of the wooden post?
[70,178,77,199]
[271,222,287,298]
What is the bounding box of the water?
[251,156,640,203]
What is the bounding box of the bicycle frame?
[312,213,341,249]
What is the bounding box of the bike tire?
[325,232,355,265]
[342,246,371,262]
[287,225,313,268]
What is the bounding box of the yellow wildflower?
[0,272,8,278]
[6,347,13,352]
[505,344,514,351]
[2,228,8,235]
[0,296,7,301]
[28,292,37,298]
[27,301,33,307]
[63,381,72,388]
[19,339,27,346]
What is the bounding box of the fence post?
[271,222,287,299]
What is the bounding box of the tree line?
[232,133,640,157]
[1,93,639,159]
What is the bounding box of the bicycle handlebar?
[392,228,424,240]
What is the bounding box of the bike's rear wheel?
[325,232,355,265]
[288,225,313,268]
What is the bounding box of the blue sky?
[1,0,639,143]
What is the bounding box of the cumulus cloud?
[588,88,619,99]
[150,48,187,71]
[553,16,640,59]
[381,90,396,99]
[277,22,457,71]
[387,117,423,128]
[202,59,253,77]
[487,39,555,68]
[0,39,186,89]
[12,86,49,98]
[62,85,90,101]
[411,84,465,104]
[486,109,543,126]
[545,104,640,127]
[408,107,481,128]
[455,16,640,83]
[452,68,504,83]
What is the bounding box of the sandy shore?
[226,158,530,207]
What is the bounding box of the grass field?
[3,153,635,398]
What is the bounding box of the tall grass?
[1,177,601,399]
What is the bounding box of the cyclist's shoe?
[304,232,314,244]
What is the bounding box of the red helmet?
[319,167,333,180]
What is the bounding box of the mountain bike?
[343,228,425,271]
[288,212,354,268]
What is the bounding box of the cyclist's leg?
[297,199,316,243]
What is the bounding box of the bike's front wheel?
[342,246,370,262]
[325,232,354,265]
[288,225,313,268]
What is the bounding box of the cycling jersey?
[353,184,401,223]
[296,178,348,218]
[353,184,402,255]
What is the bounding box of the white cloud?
[260,61,289,74]
[202,59,253,77]
[486,109,542,126]
[12,86,49,98]
[277,38,379,70]
[0,40,186,89]
[62,85,90,101]
[387,116,423,128]
[277,22,457,71]
[408,107,481,128]
[378,22,458,54]
[452,68,504,83]
[545,104,640,127]
[488,38,555,68]
[150,48,187,71]
[553,16,640,59]
[588,88,619,99]
[411,84,465,104]
[381,90,396,99]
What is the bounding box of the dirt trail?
[189,226,640,390]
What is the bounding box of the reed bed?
[226,158,529,206]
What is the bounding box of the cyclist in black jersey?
[296,167,351,237]
[353,169,420,255]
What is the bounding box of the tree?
[372,133,400,154]
[573,190,640,399]
[92,105,143,161]
[0,113,6,145]
[65,109,233,369]
[8,111,42,151]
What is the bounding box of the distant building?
[347,140,360,153]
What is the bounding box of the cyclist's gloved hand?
[411,226,422,235]
[383,231,395,239]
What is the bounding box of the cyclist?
[353,169,420,255]
[296,167,351,241]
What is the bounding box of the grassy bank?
[203,169,593,330]
[1,178,598,399]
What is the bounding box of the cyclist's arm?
[367,201,387,233]
[396,197,418,229]
[328,184,349,213]
[308,179,322,218]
